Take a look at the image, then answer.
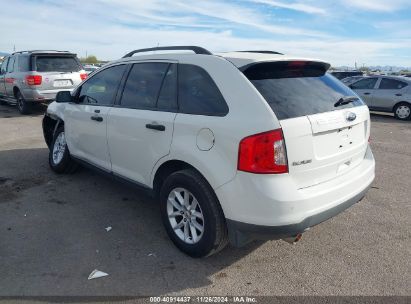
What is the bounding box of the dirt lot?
[0,103,410,296]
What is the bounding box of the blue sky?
[1,0,410,67]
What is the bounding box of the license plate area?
[53,79,73,87]
[313,122,365,158]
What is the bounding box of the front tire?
[49,126,78,174]
[160,169,228,258]
[16,91,32,115]
[393,102,411,120]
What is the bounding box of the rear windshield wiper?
[334,96,359,107]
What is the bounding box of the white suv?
[42,46,375,257]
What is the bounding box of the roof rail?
[12,50,72,55]
[237,50,284,55]
[122,46,212,58]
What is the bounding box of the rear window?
[34,56,81,72]
[244,61,364,120]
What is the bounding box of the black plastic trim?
[71,156,155,197]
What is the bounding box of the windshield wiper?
[334,96,359,107]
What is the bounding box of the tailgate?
[281,106,369,189]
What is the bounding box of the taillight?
[80,73,88,81]
[238,129,288,174]
[25,75,42,86]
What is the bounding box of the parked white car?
[43,46,375,257]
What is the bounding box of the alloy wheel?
[396,105,410,119]
[167,187,205,244]
[52,132,66,165]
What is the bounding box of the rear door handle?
[395,93,402,96]
[363,92,370,95]
[91,116,103,122]
[146,123,165,131]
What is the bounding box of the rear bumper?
[226,184,370,246]
[22,88,74,102]
[216,145,375,246]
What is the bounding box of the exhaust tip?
[282,233,303,244]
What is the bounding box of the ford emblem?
[346,112,356,122]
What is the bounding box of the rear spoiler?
[242,60,331,80]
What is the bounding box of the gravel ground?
[0,103,410,296]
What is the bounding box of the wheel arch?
[43,114,64,148]
[393,100,411,111]
[152,159,209,197]
[13,86,20,98]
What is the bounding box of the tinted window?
[1,58,8,74]
[178,64,228,116]
[79,64,126,106]
[157,64,177,111]
[7,57,15,73]
[120,63,169,109]
[245,62,364,120]
[379,78,408,90]
[351,78,378,90]
[17,55,30,72]
[331,71,362,80]
[35,56,81,72]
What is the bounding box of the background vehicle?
[341,75,365,86]
[83,64,99,74]
[43,46,375,257]
[0,50,87,114]
[330,70,363,80]
[350,76,411,120]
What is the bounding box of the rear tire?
[393,102,411,120]
[49,126,78,174]
[16,91,32,115]
[160,169,228,258]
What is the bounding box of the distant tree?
[80,55,98,64]
[359,66,370,73]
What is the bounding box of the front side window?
[378,78,408,90]
[79,64,126,106]
[1,57,9,74]
[178,64,228,116]
[120,63,169,109]
[351,78,378,90]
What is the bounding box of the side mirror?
[55,91,73,103]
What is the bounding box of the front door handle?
[146,123,165,131]
[395,93,402,96]
[91,116,103,122]
[363,92,371,95]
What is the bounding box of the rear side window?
[7,57,15,73]
[157,64,177,111]
[245,61,364,120]
[17,56,30,72]
[120,63,169,109]
[79,64,126,106]
[378,78,408,90]
[34,56,81,72]
[178,64,228,116]
[351,78,378,90]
